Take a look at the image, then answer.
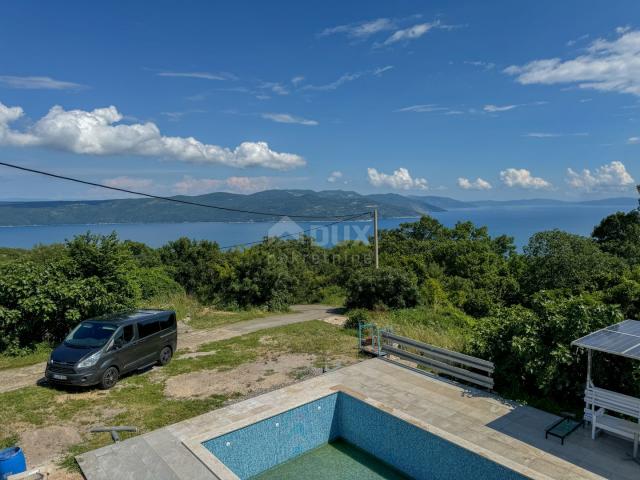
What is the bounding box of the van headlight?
[77,351,101,369]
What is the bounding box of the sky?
[1,0,640,201]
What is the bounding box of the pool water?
[202,392,527,480]
[253,440,409,480]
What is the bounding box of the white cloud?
[0,101,305,170]
[484,101,547,113]
[173,175,273,195]
[500,168,551,189]
[566,34,590,47]
[484,104,518,112]
[103,176,154,190]
[628,136,640,144]
[261,113,318,126]
[301,65,393,92]
[464,61,496,70]
[157,71,235,81]
[0,75,84,90]
[291,76,305,86]
[320,18,395,39]
[524,132,589,138]
[382,22,435,46]
[327,171,343,183]
[505,28,640,96]
[457,177,492,190]
[396,104,449,113]
[566,161,635,191]
[373,65,394,76]
[260,82,289,95]
[367,167,428,190]
[302,72,363,91]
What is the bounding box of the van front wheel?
[99,366,119,389]
[158,347,172,366]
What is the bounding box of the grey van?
[45,309,177,389]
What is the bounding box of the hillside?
[0,190,445,226]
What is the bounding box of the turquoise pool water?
[202,392,527,480]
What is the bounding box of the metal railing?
[359,323,494,390]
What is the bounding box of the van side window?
[122,324,134,342]
[159,314,176,331]
[137,318,160,338]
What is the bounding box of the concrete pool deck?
[77,358,639,479]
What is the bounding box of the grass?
[313,285,346,307]
[0,320,359,473]
[0,294,273,372]
[0,342,52,370]
[168,320,359,376]
[362,305,474,352]
[0,433,19,449]
[142,292,271,330]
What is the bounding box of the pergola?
[572,319,640,383]
[572,319,640,459]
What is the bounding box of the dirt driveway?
[0,305,342,394]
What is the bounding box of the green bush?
[345,267,419,310]
[419,278,448,308]
[344,308,368,329]
[0,233,138,351]
[134,267,185,300]
[469,294,637,403]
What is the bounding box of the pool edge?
[181,385,553,480]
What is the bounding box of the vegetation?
[0,321,358,469]
[2,207,640,409]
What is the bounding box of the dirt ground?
[164,353,321,398]
[15,349,356,479]
[20,426,82,467]
[322,314,348,327]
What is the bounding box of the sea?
[0,204,635,250]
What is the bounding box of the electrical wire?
[0,161,371,220]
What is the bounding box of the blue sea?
[0,204,634,250]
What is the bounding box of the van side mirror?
[114,338,124,349]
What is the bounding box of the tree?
[0,233,139,351]
[159,238,224,302]
[345,267,419,309]
[592,210,640,265]
[378,216,518,316]
[469,294,635,402]
[521,230,625,296]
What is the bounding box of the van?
[45,309,177,389]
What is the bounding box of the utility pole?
[373,209,379,269]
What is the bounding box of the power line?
[0,161,371,220]
[219,211,372,250]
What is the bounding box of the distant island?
[0,190,636,226]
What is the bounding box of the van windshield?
[64,322,118,348]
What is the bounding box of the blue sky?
[1,0,639,201]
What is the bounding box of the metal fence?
[359,324,494,390]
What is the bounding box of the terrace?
[77,358,638,479]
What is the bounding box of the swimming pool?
[201,392,527,479]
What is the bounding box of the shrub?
[344,308,368,329]
[345,267,419,310]
[419,278,448,308]
[468,294,635,403]
[0,233,139,351]
[134,267,185,300]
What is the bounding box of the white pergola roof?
[572,319,640,361]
